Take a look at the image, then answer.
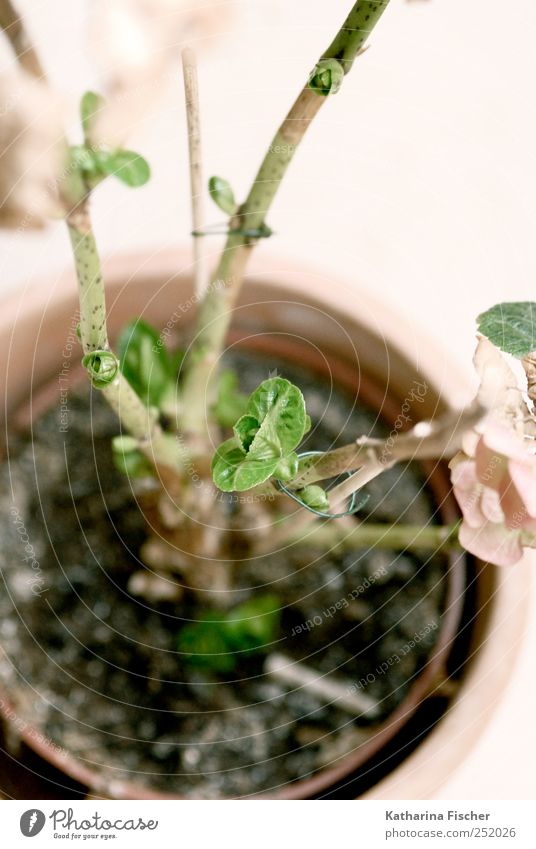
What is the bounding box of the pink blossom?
[450,337,536,566]
[451,424,536,566]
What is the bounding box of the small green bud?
[82,350,119,389]
[308,59,345,96]
[80,91,105,142]
[69,144,99,176]
[296,485,330,512]
[111,435,139,453]
[75,323,82,341]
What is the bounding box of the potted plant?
[0,0,533,799]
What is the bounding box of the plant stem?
[179,0,392,436]
[320,0,389,73]
[292,401,485,488]
[257,403,483,554]
[0,0,45,78]
[182,47,208,299]
[67,202,187,471]
[290,520,461,554]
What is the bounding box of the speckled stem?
[67,203,188,471]
[67,210,108,355]
[321,0,390,73]
[180,0,392,436]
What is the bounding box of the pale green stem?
[67,203,188,471]
[256,400,484,554]
[2,3,194,479]
[259,456,389,553]
[291,521,461,554]
[293,441,386,487]
[180,0,392,437]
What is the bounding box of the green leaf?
[211,438,278,492]
[233,415,260,451]
[117,319,177,408]
[96,149,151,187]
[223,595,280,654]
[80,90,105,140]
[246,378,308,460]
[178,616,237,674]
[477,302,536,358]
[274,452,299,481]
[296,485,330,512]
[111,438,154,479]
[212,377,310,492]
[69,144,98,175]
[213,369,248,428]
[177,595,280,673]
[208,176,238,216]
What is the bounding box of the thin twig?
[0,0,45,78]
[290,520,461,554]
[182,47,208,299]
[265,653,381,719]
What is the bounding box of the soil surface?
[0,354,448,798]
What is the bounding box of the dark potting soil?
[0,354,448,798]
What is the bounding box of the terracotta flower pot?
[0,250,530,799]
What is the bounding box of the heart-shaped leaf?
[212,377,310,492]
[211,438,279,492]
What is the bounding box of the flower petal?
[451,460,485,528]
[459,521,524,567]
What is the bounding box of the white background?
[3,800,536,848]
[1,0,536,799]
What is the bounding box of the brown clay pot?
[0,250,530,799]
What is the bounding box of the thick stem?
[180,0,392,436]
[0,0,45,78]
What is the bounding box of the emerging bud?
[82,349,119,388]
[308,59,345,97]
[296,485,330,512]
[274,452,299,482]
